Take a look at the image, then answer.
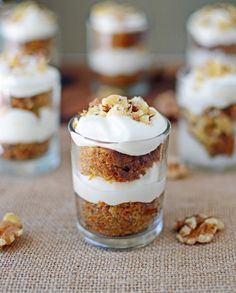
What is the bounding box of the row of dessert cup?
[1,1,236,249]
[87,2,236,95]
[70,2,236,248]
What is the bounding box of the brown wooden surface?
[60,63,181,123]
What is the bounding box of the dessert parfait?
[177,60,236,170]
[69,95,170,249]
[187,3,236,67]
[87,2,150,93]
[0,54,61,175]
[1,1,58,61]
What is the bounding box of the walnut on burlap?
[0,127,235,293]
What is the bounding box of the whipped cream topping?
[73,163,165,205]
[0,107,57,144]
[2,2,58,42]
[0,55,60,97]
[89,1,148,33]
[71,95,169,156]
[178,61,236,114]
[188,4,236,47]
[88,48,150,76]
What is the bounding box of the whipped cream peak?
[2,1,58,42]
[70,95,169,156]
[188,3,236,46]
[90,1,148,33]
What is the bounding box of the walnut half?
[175,214,224,245]
[0,213,23,248]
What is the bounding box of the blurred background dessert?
[1,1,59,63]
[177,60,236,170]
[0,54,61,175]
[187,3,236,67]
[87,1,150,95]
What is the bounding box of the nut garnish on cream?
[179,60,236,115]
[188,3,236,47]
[72,95,169,156]
[81,95,156,125]
[199,4,236,30]
[195,60,236,82]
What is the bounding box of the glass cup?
[177,69,236,171]
[0,61,61,176]
[1,2,60,65]
[87,16,150,95]
[68,116,171,249]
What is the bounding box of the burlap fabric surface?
[0,127,235,293]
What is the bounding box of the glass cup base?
[77,211,163,250]
[0,135,60,176]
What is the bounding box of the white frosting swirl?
[90,2,148,33]
[73,163,165,205]
[2,4,58,42]
[0,56,60,97]
[178,69,236,114]
[71,111,169,156]
[188,6,236,47]
[0,107,57,144]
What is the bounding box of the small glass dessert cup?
[1,1,59,63]
[69,95,170,249]
[0,54,61,175]
[177,60,236,171]
[87,1,150,95]
[187,3,236,67]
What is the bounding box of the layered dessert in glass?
[0,54,61,175]
[187,3,236,67]
[87,2,150,94]
[1,1,58,61]
[69,95,170,249]
[177,60,236,170]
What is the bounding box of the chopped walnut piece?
[167,157,190,180]
[175,214,224,245]
[82,95,157,125]
[0,213,23,248]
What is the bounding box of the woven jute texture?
[0,127,235,293]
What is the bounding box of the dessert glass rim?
[68,114,171,144]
